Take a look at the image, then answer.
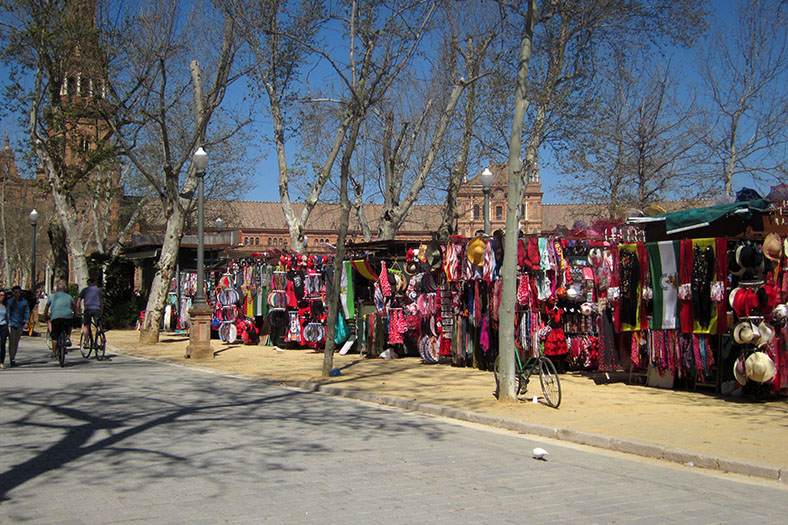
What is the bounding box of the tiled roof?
[218,200,443,235]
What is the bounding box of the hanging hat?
[733,355,748,386]
[727,249,746,277]
[733,321,758,345]
[772,303,788,322]
[404,259,419,275]
[425,240,443,269]
[736,243,763,269]
[755,321,775,347]
[394,273,407,294]
[757,284,779,310]
[730,287,759,317]
[745,351,777,383]
[762,233,782,261]
[467,236,486,266]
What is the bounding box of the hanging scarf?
[379,261,392,297]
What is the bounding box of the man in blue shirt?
[44,282,76,361]
[7,286,30,367]
[76,278,103,346]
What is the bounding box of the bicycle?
[79,317,106,361]
[56,326,68,367]
[494,349,562,408]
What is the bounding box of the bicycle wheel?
[94,329,106,361]
[57,331,67,367]
[45,327,52,353]
[80,325,93,359]
[538,357,562,408]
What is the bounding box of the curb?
[110,346,787,483]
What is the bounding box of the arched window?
[268,237,272,245]
[244,237,249,245]
[473,204,480,220]
[496,206,503,220]
[255,237,260,245]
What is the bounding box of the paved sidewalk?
[103,330,788,482]
[4,345,787,523]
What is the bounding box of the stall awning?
[123,249,160,260]
[627,199,771,234]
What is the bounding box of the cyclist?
[76,278,103,347]
[44,281,76,360]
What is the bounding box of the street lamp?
[192,147,208,306]
[480,168,494,235]
[215,217,223,232]
[29,209,39,291]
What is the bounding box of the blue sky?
[2,1,782,205]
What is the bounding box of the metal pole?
[31,223,37,290]
[483,187,491,235]
[194,171,206,306]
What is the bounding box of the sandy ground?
[104,329,788,467]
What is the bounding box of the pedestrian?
[44,281,76,361]
[7,285,30,367]
[0,290,9,368]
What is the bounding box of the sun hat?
[466,236,486,266]
[730,287,759,317]
[762,233,782,261]
[394,273,407,294]
[733,355,748,386]
[755,321,775,347]
[426,240,443,269]
[745,351,777,383]
[733,321,758,345]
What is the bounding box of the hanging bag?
[334,311,349,345]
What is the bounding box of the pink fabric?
[480,317,489,353]
[516,274,530,306]
[482,240,495,283]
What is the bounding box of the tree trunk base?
[186,303,214,359]
[139,329,159,344]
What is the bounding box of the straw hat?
[762,233,782,262]
[733,321,758,345]
[755,321,775,347]
[466,236,486,266]
[733,355,748,386]
[772,303,788,322]
[745,351,777,383]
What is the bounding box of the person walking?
[44,282,76,361]
[0,290,9,368]
[7,285,30,367]
[76,278,103,348]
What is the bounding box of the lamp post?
[215,216,223,232]
[480,168,494,235]
[186,147,213,359]
[29,209,39,290]
[192,147,208,305]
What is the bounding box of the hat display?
[467,237,486,266]
[426,240,443,269]
[733,355,748,386]
[745,351,777,383]
[727,249,746,277]
[762,233,782,261]
[733,321,758,345]
[404,259,419,275]
[394,273,407,294]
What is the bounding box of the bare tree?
[100,1,242,343]
[557,57,704,218]
[492,0,707,402]
[697,0,788,195]
[0,0,122,288]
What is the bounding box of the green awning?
[628,199,771,234]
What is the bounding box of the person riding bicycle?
[76,278,103,347]
[44,281,76,360]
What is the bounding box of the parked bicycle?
[79,317,106,361]
[494,349,562,408]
